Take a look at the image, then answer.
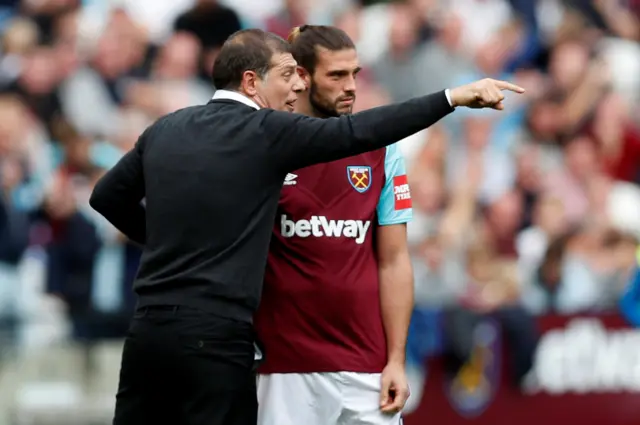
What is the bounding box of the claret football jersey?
[254,144,412,373]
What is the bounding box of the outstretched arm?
[263,79,525,172]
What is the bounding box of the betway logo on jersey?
[280,214,371,244]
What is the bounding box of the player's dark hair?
[287,25,355,74]
[212,29,292,90]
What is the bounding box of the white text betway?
[280,214,371,244]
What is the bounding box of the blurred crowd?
[0,0,639,370]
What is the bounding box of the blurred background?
[0,0,639,424]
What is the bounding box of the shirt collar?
[212,90,260,110]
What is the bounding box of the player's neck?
[296,96,325,118]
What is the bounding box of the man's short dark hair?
[287,25,355,74]
[212,29,292,90]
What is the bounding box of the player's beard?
[309,81,354,118]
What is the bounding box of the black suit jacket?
[89,91,453,322]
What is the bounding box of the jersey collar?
[211,90,260,110]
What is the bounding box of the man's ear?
[240,70,259,96]
[296,66,311,90]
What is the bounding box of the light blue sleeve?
[377,144,412,226]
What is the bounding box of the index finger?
[494,80,525,93]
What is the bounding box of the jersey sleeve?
[376,143,412,226]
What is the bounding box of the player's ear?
[241,70,259,96]
[296,66,311,90]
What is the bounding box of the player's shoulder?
[383,142,404,160]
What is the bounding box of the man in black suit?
[89,29,524,425]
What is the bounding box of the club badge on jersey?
[347,166,372,193]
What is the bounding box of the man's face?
[307,48,360,117]
[255,52,303,112]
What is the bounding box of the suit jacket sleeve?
[260,90,454,172]
[89,129,147,245]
